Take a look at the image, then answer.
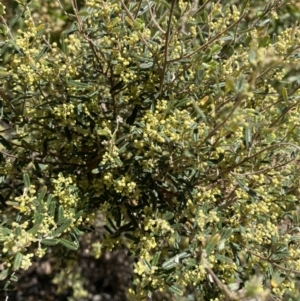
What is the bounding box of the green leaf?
[8,9,23,28]
[35,46,49,63]
[53,219,72,237]
[244,121,252,149]
[13,253,23,271]
[46,194,53,206]
[92,168,100,174]
[0,70,12,77]
[106,217,116,233]
[143,258,152,270]
[96,129,111,137]
[258,19,270,27]
[14,226,21,237]
[191,98,207,123]
[5,201,19,207]
[0,4,5,16]
[219,228,233,240]
[59,238,79,250]
[27,224,41,235]
[259,36,270,47]
[211,44,222,56]
[215,254,233,264]
[169,285,183,296]
[74,210,83,220]
[49,201,56,217]
[35,23,48,37]
[36,186,47,203]
[205,234,221,256]
[77,9,90,16]
[34,213,43,225]
[23,173,30,188]
[203,10,208,23]
[290,235,300,242]
[72,226,82,235]
[162,252,190,270]
[118,142,130,154]
[114,157,123,167]
[235,74,245,92]
[218,35,233,41]
[57,205,65,223]
[10,274,18,282]
[225,75,235,93]
[271,272,285,288]
[244,34,251,47]
[163,211,174,221]
[68,79,90,88]
[137,1,155,16]
[140,61,153,69]
[0,269,8,280]
[41,238,59,246]
[151,251,161,266]
[233,175,258,198]
[282,87,289,104]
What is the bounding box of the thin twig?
[177,0,199,34]
[120,0,152,53]
[158,0,176,97]
[147,0,166,34]
[246,248,300,275]
[169,10,248,63]
[133,0,143,19]
[202,251,240,300]
[201,94,242,144]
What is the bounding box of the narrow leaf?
[46,194,53,206]
[151,251,161,266]
[13,252,23,271]
[27,224,40,235]
[74,210,83,220]
[282,87,288,104]
[59,238,79,250]
[162,252,190,269]
[244,122,252,149]
[23,173,30,188]
[49,201,56,217]
[57,205,65,223]
[0,269,8,280]
[169,285,183,296]
[53,219,72,237]
[36,186,47,203]
[10,274,18,282]
[41,238,59,246]
[205,234,221,256]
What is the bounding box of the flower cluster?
[14,185,38,215]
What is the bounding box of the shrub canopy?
[1,0,300,300]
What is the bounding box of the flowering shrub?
[1,0,300,300]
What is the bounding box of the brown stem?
[158,0,176,98]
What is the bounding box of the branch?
[147,0,166,34]
[246,248,300,275]
[158,0,176,97]
[201,251,240,301]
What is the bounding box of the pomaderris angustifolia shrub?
[1,0,300,300]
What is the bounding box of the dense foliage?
[1,0,300,300]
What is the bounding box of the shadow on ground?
[0,248,132,301]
